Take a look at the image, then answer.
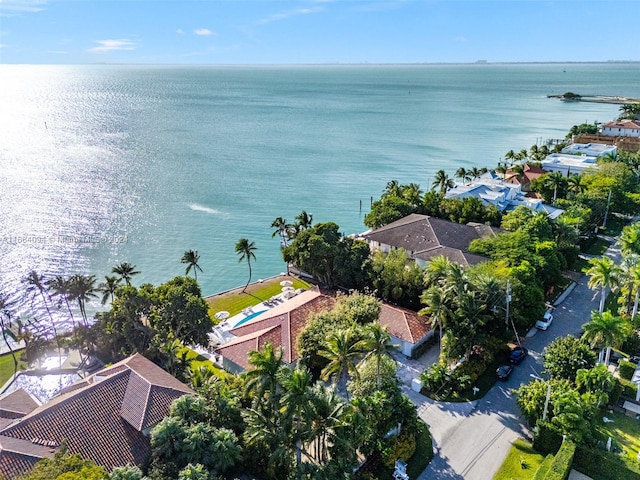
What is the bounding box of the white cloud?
[0,0,47,15]
[87,39,136,53]
[194,28,214,36]
[176,29,184,34]
[252,6,324,26]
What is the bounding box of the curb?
[553,282,577,306]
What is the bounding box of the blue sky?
[1,0,638,64]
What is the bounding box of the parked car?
[496,364,514,381]
[509,346,528,365]
[535,311,553,330]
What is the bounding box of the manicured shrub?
[382,432,416,467]
[618,377,638,399]
[533,421,563,456]
[545,440,575,480]
[618,360,636,381]
[532,454,554,480]
[573,445,640,480]
[608,378,623,405]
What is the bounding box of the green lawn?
[179,346,231,381]
[0,351,27,387]
[205,276,312,321]
[595,410,640,463]
[493,439,547,480]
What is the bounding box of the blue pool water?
[234,310,267,327]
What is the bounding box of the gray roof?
[362,214,499,266]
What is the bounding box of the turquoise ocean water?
[1,63,638,318]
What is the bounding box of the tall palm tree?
[361,323,396,390]
[455,167,470,183]
[432,169,454,194]
[419,287,451,358]
[618,223,640,257]
[24,270,61,365]
[294,210,313,231]
[469,167,483,180]
[586,256,622,313]
[504,150,516,165]
[307,383,346,465]
[423,255,454,288]
[401,183,423,207]
[47,275,76,328]
[0,292,19,379]
[319,328,366,397]
[567,174,585,196]
[278,366,314,469]
[235,238,257,293]
[68,274,98,327]
[98,275,121,305]
[112,262,140,286]
[495,164,508,179]
[244,342,284,410]
[181,249,203,280]
[582,310,631,365]
[545,171,566,204]
[383,180,402,198]
[271,217,291,247]
[628,264,640,321]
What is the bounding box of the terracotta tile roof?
[602,120,640,129]
[363,214,498,266]
[0,435,55,480]
[0,389,39,419]
[0,354,194,478]
[378,304,431,344]
[215,288,336,370]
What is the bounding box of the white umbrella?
[280,280,293,287]
[282,286,294,292]
[215,311,230,320]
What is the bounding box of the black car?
[496,364,514,381]
[509,346,528,365]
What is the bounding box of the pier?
[548,93,640,105]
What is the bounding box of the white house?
[561,143,617,157]
[541,153,599,176]
[601,120,640,138]
[378,303,433,357]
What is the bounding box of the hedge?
[532,454,554,480]
[573,445,640,480]
[545,440,575,480]
[618,360,636,381]
[533,421,563,456]
[618,377,638,399]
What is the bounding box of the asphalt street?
[407,239,621,479]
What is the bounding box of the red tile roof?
[215,288,336,370]
[0,389,39,419]
[602,120,640,130]
[0,354,193,478]
[378,304,431,344]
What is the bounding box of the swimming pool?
[233,309,267,328]
[6,372,82,403]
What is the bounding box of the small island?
[548,91,640,104]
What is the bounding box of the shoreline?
[548,94,640,104]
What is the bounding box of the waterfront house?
[561,142,617,157]
[541,153,599,176]
[504,164,546,191]
[360,213,499,268]
[601,120,640,138]
[0,354,193,478]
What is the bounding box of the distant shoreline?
[547,94,640,105]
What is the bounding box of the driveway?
[408,238,619,479]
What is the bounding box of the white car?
[535,311,553,330]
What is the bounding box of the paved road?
[409,239,621,479]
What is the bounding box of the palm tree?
[432,169,454,194]
[545,171,566,204]
[98,275,121,305]
[567,174,585,196]
[319,328,366,397]
[361,323,396,390]
[271,217,291,247]
[0,292,19,379]
[495,164,508,179]
[504,150,516,165]
[586,256,622,313]
[517,148,529,163]
[618,223,640,257]
[307,383,346,465]
[112,262,140,286]
[582,310,631,365]
[628,264,640,321]
[181,249,203,280]
[295,210,313,231]
[24,270,61,365]
[469,167,483,180]
[455,167,470,183]
[244,342,284,410]
[419,286,451,357]
[401,183,423,207]
[278,366,314,469]
[68,274,98,326]
[47,275,76,328]
[383,180,402,198]
[423,255,454,288]
[235,238,257,293]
